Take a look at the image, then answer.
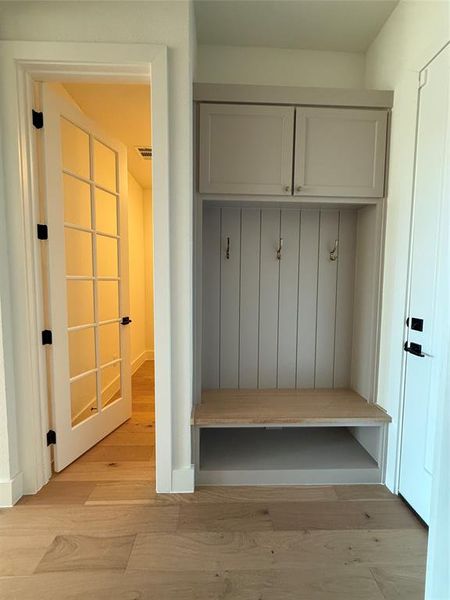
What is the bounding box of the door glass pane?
[97,235,118,277]
[94,139,117,191]
[98,322,120,366]
[68,327,96,378]
[65,229,93,276]
[71,372,97,427]
[97,280,119,322]
[63,174,91,228]
[61,118,90,179]
[67,280,94,328]
[100,361,121,409]
[95,188,118,235]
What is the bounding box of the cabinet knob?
[284,185,291,193]
[296,185,302,192]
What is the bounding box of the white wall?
[196,44,365,88]
[0,0,194,495]
[365,0,449,492]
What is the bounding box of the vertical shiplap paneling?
[297,210,320,388]
[202,206,221,388]
[315,210,339,387]
[334,211,357,387]
[258,209,280,388]
[277,210,300,388]
[219,208,241,387]
[239,209,261,388]
[202,206,357,390]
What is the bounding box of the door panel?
[399,47,449,523]
[294,107,387,198]
[42,85,131,471]
[199,103,295,196]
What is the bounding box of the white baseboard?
[171,465,195,493]
[131,349,154,374]
[0,471,23,507]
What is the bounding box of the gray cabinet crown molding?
[194,83,394,109]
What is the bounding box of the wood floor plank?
[178,503,274,531]
[18,482,96,506]
[0,568,385,600]
[86,483,339,506]
[334,485,397,501]
[34,534,136,574]
[86,481,158,506]
[186,485,339,504]
[0,505,179,536]
[77,445,154,462]
[118,421,154,434]
[269,500,422,530]
[127,530,428,572]
[0,535,55,576]
[53,461,155,481]
[370,565,427,600]
[96,432,155,447]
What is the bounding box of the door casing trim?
[0,41,173,497]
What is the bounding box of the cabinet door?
[294,107,388,198]
[199,103,295,196]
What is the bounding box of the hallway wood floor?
[0,361,427,599]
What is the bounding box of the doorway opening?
[33,80,156,498]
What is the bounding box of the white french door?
[399,47,449,523]
[42,84,131,471]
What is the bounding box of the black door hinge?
[32,110,44,129]
[37,224,48,240]
[406,317,424,332]
[42,330,53,345]
[47,430,56,446]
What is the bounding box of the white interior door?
[42,84,131,471]
[400,48,449,524]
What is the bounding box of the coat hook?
[276,237,283,260]
[329,239,339,261]
[226,236,230,260]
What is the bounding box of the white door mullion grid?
[42,84,131,471]
[62,167,120,197]
[90,132,102,415]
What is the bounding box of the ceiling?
[64,83,152,189]
[195,0,398,53]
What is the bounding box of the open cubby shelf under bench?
[193,389,391,486]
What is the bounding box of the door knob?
[404,342,425,357]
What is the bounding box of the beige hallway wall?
[128,175,154,369]
[143,188,154,360]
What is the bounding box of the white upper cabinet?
[199,103,295,196]
[294,107,388,198]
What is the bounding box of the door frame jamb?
[0,41,173,499]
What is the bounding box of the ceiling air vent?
[135,146,152,160]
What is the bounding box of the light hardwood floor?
[0,361,427,599]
